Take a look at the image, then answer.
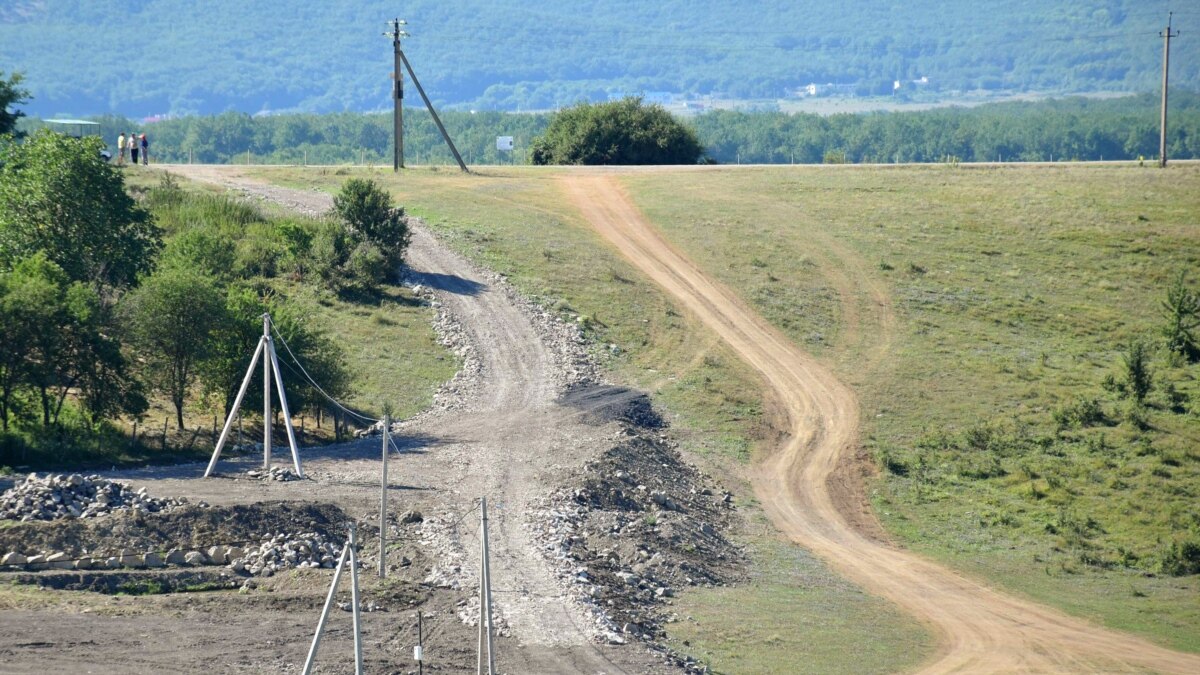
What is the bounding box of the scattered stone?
[184,551,206,566]
[1,552,27,566]
[399,509,423,524]
[245,467,303,482]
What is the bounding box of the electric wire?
[268,319,380,425]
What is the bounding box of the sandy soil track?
[562,173,1200,674]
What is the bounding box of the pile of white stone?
[229,532,344,576]
[0,473,193,522]
[244,467,303,482]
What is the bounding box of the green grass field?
[252,162,1200,661]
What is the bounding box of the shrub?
[1161,540,1200,576]
[1052,397,1107,430]
[530,97,703,165]
[331,178,409,260]
[1162,270,1200,362]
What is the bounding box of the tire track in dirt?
[562,172,1200,674]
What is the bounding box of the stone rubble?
[1,531,350,578]
[0,473,198,522]
[244,467,304,482]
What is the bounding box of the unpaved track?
[563,173,1200,674]
[131,166,652,674]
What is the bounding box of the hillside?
[2,0,1196,117]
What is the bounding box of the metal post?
[349,525,364,675]
[204,338,266,477]
[301,543,351,675]
[267,338,304,477]
[417,612,424,675]
[263,314,272,470]
[477,497,495,675]
[399,50,468,173]
[379,414,390,578]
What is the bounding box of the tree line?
[20,92,1198,166]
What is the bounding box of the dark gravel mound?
[559,384,665,429]
[0,501,350,557]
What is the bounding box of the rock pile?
[1,531,348,577]
[244,467,303,482]
[528,429,743,651]
[228,532,345,576]
[0,473,195,522]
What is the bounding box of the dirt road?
[562,173,1200,674]
[0,166,663,675]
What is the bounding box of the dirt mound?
[560,384,665,428]
[0,501,350,557]
[532,427,744,656]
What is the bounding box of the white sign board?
[496,136,514,151]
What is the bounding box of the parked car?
[44,119,112,161]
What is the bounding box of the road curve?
[562,173,1200,674]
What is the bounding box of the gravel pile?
[229,531,346,576]
[244,467,303,482]
[528,428,743,660]
[0,473,195,522]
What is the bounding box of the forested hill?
[3,0,1197,117]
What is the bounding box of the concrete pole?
[263,314,272,470]
[266,337,303,477]
[379,414,390,578]
[477,497,495,675]
[349,525,364,675]
[204,338,265,477]
[301,543,351,675]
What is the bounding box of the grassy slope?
[251,165,934,674]
[621,164,1200,652]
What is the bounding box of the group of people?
[116,132,149,166]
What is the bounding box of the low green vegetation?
[620,164,1200,651]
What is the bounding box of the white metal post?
[301,543,351,675]
[379,415,390,578]
[267,337,304,477]
[349,525,364,675]
[204,338,266,477]
[478,497,495,675]
[263,314,272,470]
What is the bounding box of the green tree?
[331,178,411,256]
[1121,339,1153,405]
[1162,270,1200,362]
[530,97,703,165]
[0,70,29,138]
[0,130,162,291]
[124,266,225,430]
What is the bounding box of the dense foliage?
[529,98,703,165]
[22,93,1197,166]
[3,1,1196,117]
[0,130,160,289]
[0,70,28,137]
[0,137,390,464]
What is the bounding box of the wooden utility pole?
[1160,12,1180,168]
[388,19,407,171]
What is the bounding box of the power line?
[270,320,379,425]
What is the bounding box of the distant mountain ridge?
[2,0,1196,117]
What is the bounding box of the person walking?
[116,132,126,166]
[130,132,140,165]
[140,134,149,165]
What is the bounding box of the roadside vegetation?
[0,132,452,469]
[529,97,703,165]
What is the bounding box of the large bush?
[530,97,703,165]
[331,178,410,257]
